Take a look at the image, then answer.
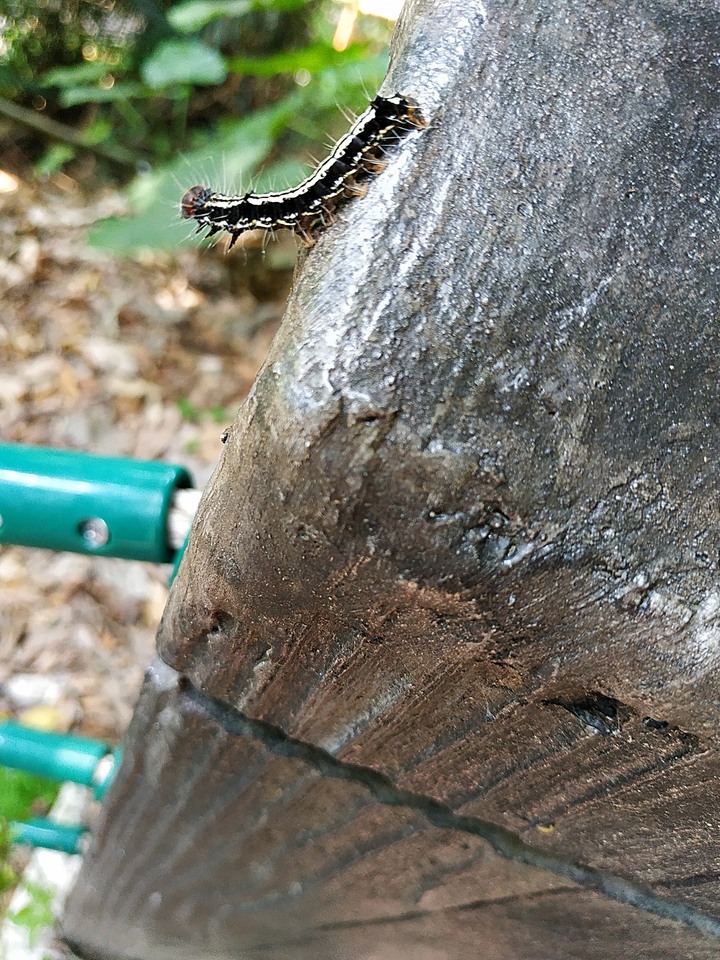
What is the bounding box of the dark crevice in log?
[542,690,701,748]
[543,691,631,736]
[178,677,720,941]
[63,943,135,960]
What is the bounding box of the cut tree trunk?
[63,0,720,957]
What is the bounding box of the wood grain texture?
[64,0,720,955]
[63,667,720,959]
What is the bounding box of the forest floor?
[0,170,295,743]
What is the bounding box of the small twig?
[0,97,142,172]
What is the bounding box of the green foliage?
[6,881,54,947]
[41,62,111,87]
[168,0,310,33]
[55,82,147,109]
[0,768,61,904]
[0,0,395,250]
[0,821,16,894]
[168,0,254,31]
[176,397,203,423]
[0,767,59,823]
[90,95,301,251]
[0,0,111,96]
[35,143,75,177]
[226,40,369,77]
[177,398,232,424]
[141,39,228,88]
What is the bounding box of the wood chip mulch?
[0,173,294,742]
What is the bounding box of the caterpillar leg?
[319,207,338,227]
[343,180,369,198]
[295,222,316,247]
[362,158,388,174]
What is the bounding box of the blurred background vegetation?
[0,0,400,251]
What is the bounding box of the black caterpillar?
[181,93,425,247]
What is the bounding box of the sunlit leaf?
[168,0,251,32]
[141,41,227,89]
[169,0,306,31]
[227,41,370,77]
[41,61,110,87]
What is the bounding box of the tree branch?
[0,97,140,172]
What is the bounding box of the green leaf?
[168,0,251,32]
[41,61,110,87]
[0,769,59,822]
[168,0,306,31]
[82,115,114,146]
[8,881,54,947]
[177,397,203,423]
[209,405,231,423]
[88,214,192,253]
[35,143,76,177]
[227,41,369,78]
[0,860,16,894]
[58,81,146,107]
[141,41,227,89]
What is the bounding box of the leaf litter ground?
[0,174,295,743]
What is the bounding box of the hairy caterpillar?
[180,94,425,247]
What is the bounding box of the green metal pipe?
[0,722,115,797]
[1,723,121,850]
[0,443,192,562]
[10,818,85,855]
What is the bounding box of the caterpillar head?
[180,185,213,220]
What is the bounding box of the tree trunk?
[63,0,720,957]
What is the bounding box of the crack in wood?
[181,680,720,942]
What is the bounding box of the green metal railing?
[0,443,192,561]
[0,443,199,853]
[0,721,121,854]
